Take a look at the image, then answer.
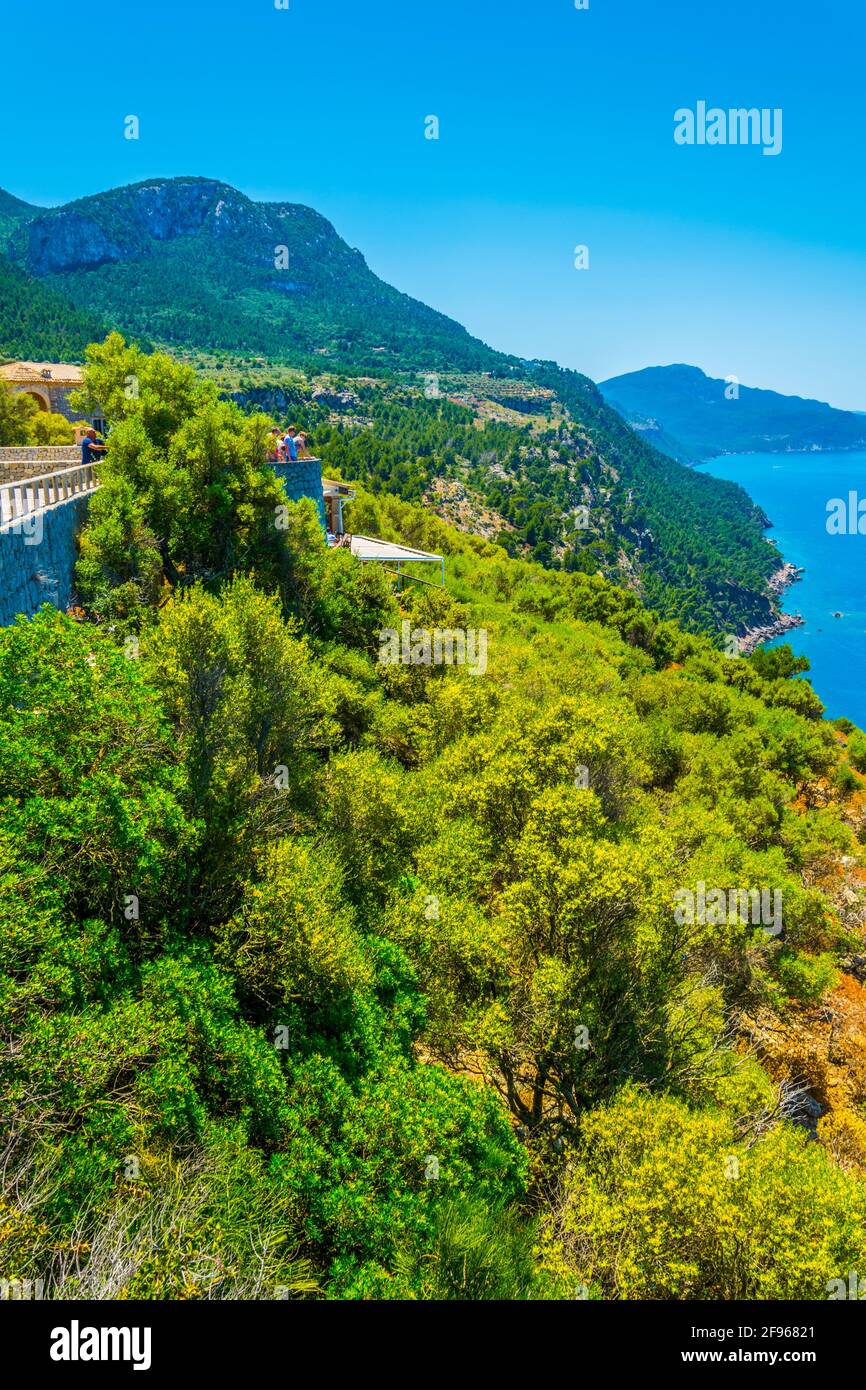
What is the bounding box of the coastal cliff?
[738,561,805,654]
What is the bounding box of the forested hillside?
[3,339,866,1300]
[0,177,788,637]
[0,171,105,357]
[0,259,109,362]
[226,367,780,638]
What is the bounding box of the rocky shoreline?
[737,562,805,655]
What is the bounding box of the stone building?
[0,362,106,433]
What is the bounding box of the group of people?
[267,425,310,463]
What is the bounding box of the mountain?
[600,363,866,461]
[592,405,695,467]
[0,189,108,359]
[6,177,499,375]
[0,177,790,637]
[0,187,39,252]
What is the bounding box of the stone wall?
[0,448,78,484]
[0,447,77,462]
[46,384,84,423]
[0,493,91,626]
[271,456,327,529]
[0,454,327,628]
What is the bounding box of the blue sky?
[2,0,864,407]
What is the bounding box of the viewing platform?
[349,534,445,588]
[0,455,99,529]
[270,457,444,586]
[269,453,328,529]
[0,447,98,626]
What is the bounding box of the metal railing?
[383,567,444,591]
[0,463,99,527]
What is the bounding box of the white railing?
[0,463,99,527]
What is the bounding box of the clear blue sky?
[2,0,864,407]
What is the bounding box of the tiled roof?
[0,361,85,386]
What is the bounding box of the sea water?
[697,451,866,728]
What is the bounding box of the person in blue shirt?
[283,426,299,462]
[80,428,107,465]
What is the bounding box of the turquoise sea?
[697,451,866,729]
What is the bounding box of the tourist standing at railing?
[80,428,106,466]
[266,427,283,462]
[283,425,299,462]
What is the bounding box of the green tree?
[0,383,37,444]
[545,1085,866,1299]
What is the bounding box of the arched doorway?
[20,390,49,411]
